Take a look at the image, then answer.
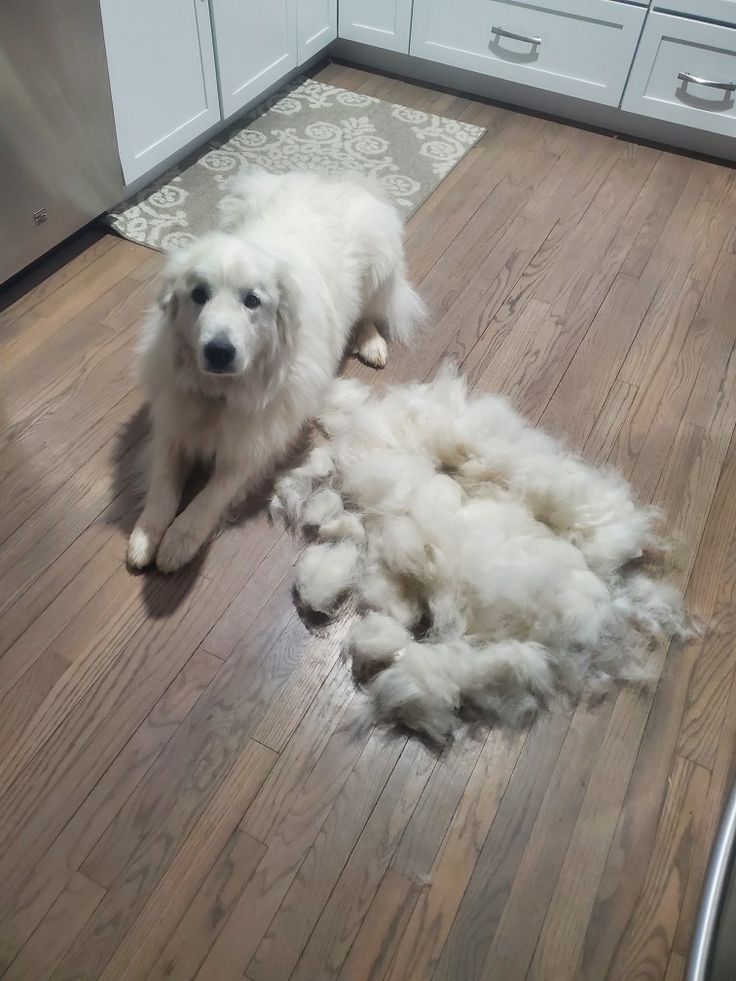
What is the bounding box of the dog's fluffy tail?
[374,270,426,346]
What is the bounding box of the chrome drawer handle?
[677,71,736,93]
[491,26,542,46]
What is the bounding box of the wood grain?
[387,728,527,981]
[605,755,710,981]
[81,580,298,889]
[241,657,357,845]
[288,740,435,981]
[2,872,105,981]
[338,870,419,981]
[673,670,736,958]
[197,727,392,981]
[89,742,276,981]
[147,830,265,981]
[479,702,615,981]
[0,649,220,971]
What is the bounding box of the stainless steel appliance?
[687,780,736,981]
[0,0,124,285]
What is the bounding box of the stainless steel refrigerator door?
[0,0,124,285]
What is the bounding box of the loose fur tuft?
[294,540,360,615]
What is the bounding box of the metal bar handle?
[491,26,542,46]
[678,71,736,93]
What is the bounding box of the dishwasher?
[0,0,124,286]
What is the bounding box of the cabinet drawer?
[653,1,736,25]
[410,0,646,107]
[623,13,736,137]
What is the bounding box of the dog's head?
[157,232,294,380]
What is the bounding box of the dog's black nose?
[203,336,236,372]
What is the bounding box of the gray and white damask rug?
[108,77,485,252]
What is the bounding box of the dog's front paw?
[127,525,160,570]
[156,524,202,573]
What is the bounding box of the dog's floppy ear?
[157,276,179,319]
[275,268,298,348]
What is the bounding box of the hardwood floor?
[1,61,735,980]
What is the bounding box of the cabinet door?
[338,0,413,53]
[211,0,298,119]
[298,0,337,62]
[100,0,220,185]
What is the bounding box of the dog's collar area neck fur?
[200,387,229,405]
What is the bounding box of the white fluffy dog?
[127,170,423,572]
[272,369,691,743]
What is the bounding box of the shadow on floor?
[109,403,312,618]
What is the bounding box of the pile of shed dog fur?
[272,368,691,744]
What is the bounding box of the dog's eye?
[191,286,209,305]
[243,292,261,309]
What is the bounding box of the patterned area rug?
[108,77,485,252]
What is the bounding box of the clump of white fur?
[272,367,692,743]
[294,540,360,615]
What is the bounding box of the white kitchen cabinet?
[623,13,736,138]
[298,0,337,62]
[100,0,220,184]
[211,0,298,119]
[338,0,413,54]
[410,0,646,107]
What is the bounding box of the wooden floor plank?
[247,733,410,981]
[525,344,736,979]
[576,424,736,980]
[0,648,220,971]
[477,702,615,981]
[196,727,391,980]
[0,576,214,948]
[0,227,116,329]
[241,658,357,845]
[539,264,662,450]
[287,741,435,981]
[386,728,527,981]
[430,712,570,981]
[666,952,687,981]
[389,735,487,882]
[2,872,105,981]
[147,830,266,981]
[84,742,276,981]
[338,869,419,981]
[678,429,736,767]
[0,565,191,798]
[673,669,736,959]
[81,581,297,889]
[605,755,710,981]
[0,240,149,371]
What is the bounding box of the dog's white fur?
[127,170,423,572]
[272,368,692,743]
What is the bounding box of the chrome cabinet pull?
[677,71,736,93]
[491,26,541,46]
